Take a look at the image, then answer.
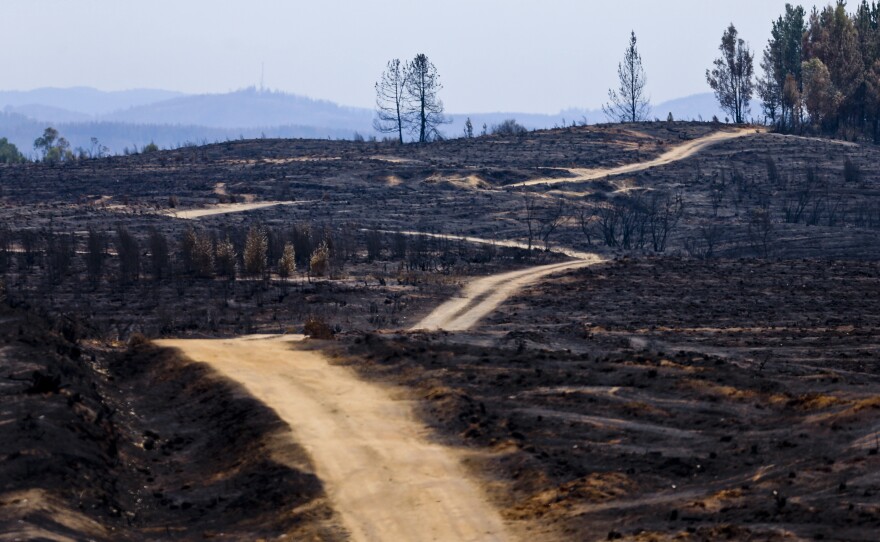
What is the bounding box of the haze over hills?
[0,86,726,156]
[0,87,185,117]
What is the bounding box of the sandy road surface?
[382,231,603,331]
[155,336,512,542]
[390,230,598,261]
[413,257,601,331]
[163,200,304,219]
[509,128,758,187]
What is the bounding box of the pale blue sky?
[5,0,817,113]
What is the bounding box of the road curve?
[376,231,603,331]
[155,335,513,542]
[509,128,758,188]
[389,230,597,261]
[413,257,601,331]
[164,200,305,219]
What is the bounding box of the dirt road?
[164,200,302,219]
[380,231,603,331]
[413,257,601,331]
[509,128,758,187]
[155,336,513,542]
[391,230,597,261]
[149,128,773,540]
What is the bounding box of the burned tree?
[114,226,140,285]
[0,228,11,272]
[148,229,170,281]
[373,58,410,144]
[365,229,382,262]
[191,230,215,279]
[406,54,447,143]
[536,199,568,251]
[310,241,330,277]
[603,31,651,123]
[85,228,105,287]
[748,207,775,258]
[45,231,74,285]
[522,194,538,252]
[648,193,684,252]
[179,228,198,276]
[18,231,40,270]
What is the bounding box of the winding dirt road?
[149,127,777,540]
[164,200,304,219]
[155,336,512,542]
[509,128,758,187]
[389,230,597,261]
[413,257,601,331]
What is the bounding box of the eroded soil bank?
[0,303,344,541]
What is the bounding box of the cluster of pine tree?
[758,2,880,141]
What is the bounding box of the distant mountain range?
[0,87,185,117]
[0,86,726,157]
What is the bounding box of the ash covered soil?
[332,257,880,541]
[0,303,344,541]
[2,122,880,541]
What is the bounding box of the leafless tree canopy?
[406,54,447,143]
[374,54,447,143]
[373,59,410,144]
[603,31,651,123]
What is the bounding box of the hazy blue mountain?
[446,93,725,137]
[653,93,726,122]
[0,87,731,157]
[0,111,356,158]
[2,104,92,123]
[105,88,376,132]
[0,87,186,116]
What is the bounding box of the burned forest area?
[2,121,880,542]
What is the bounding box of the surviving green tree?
[33,127,74,163]
[707,24,755,124]
[0,138,25,164]
[757,4,806,129]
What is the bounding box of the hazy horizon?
[4,1,820,115]
[0,85,718,115]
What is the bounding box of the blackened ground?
[331,257,880,541]
[0,302,344,541]
[491,257,880,373]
